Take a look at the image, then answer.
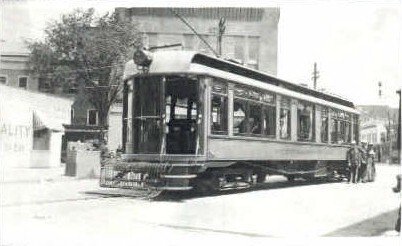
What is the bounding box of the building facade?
[358,105,399,163]
[0,53,39,91]
[0,84,73,168]
[115,7,280,75]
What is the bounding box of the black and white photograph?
[0,1,401,245]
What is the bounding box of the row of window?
[210,80,359,144]
[0,75,28,89]
[144,33,260,70]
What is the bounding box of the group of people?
[347,141,376,183]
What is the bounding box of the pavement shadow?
[155,178,344,202]
[323,208,399,237]
[83,177,345,202]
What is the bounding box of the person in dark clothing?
[358,142,368,182]
[347,141,362,183]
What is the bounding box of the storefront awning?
[33,110,64,132]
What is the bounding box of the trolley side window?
[211,81,228,135]
[279,97,291,140]
[320,107,329,143]
[231,86,276,138]
[297,101,315,142]
[233,98,248,135]
[262,92,276,138]
[330,109,351,144]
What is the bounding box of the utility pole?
[378,81,383,99]
[217,17,226,57]
[312,62,319,90]
[397,89,401,164]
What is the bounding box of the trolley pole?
[397,89,401,164]
[312,62,319,90]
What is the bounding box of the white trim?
[0,74,8,85]
[189,63,360,115]
[87,109,99,126]
[17,75,29,89]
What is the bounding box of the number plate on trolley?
[100,168,148,188]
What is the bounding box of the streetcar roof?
[124,50,358,113]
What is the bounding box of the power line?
[169,8,219,57]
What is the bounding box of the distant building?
[115,7,280,75]
[357,105,399,163]
[0,53,39,91]
[360,121,387,145]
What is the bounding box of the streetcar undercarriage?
[99,159,349,194]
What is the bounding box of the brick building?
[0,53,39,91]
[115,7,280,75]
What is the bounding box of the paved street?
[1,164,401,246]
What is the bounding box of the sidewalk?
[0,164,102,206]
[0,165,68,184]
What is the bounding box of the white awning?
[33,110,64,132]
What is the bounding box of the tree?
[27,8,142,130]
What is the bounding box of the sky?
[1,0,401,107]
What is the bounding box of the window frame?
[18,76,28,89]
[320,106,329,143]
[87,109,99,126]
[297,100,315,142]
[279,96,291,140]
[232,85,276,138]
[210,80,229,135]
[0,74,8,85]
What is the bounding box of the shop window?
[18,76,28,89]
[321,107,328,142]
[279,97,291,140]
[87,109,98,126]
[211,82,228,135]
[0,75,7,84]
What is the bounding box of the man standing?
[366,144,376,182]
[358,142,368,182]
[347,141,362,183]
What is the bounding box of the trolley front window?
[131,75,204,155]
